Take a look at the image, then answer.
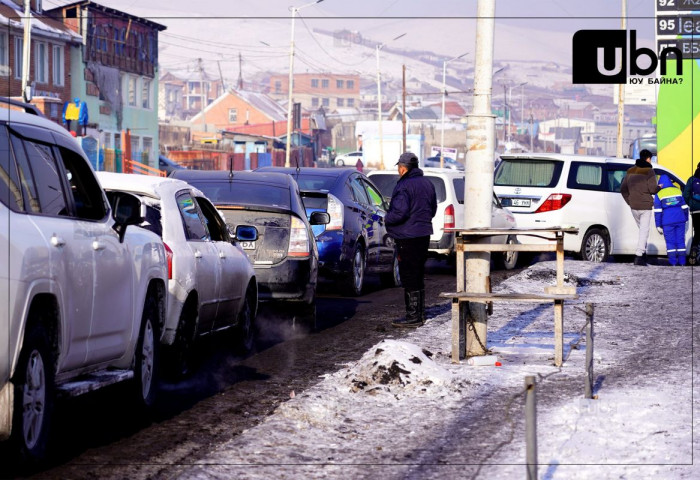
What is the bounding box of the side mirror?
[109,191,143,243]
[234,225,258,242]
[309,211,330,225]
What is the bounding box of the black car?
[171,169,329,326]
[255,167,400,296]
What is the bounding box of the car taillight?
[163,242,173,279]
[444,204,455,229]
[325,193,344,231]
[288,216,310,257]
[535,193,572,213]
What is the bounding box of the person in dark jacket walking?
[620,149,660,265]
[385,152,437,328]
[682,162,700,264]
[654,174,689,266]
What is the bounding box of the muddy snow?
[179,261,698,479]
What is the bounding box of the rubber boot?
[392,290,421,328]
[418,289,426,325]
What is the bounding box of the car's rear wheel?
[342,244,365,296]
[380,252,401,287]
[581,228,609,262]
[335,158,345,167]
[134,296,160,409]
[165,298,198,379]
[11,322,55,464]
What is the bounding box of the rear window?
[494,159,564,188]
[368,174,447,203]
[292,174,337,191]
[452,178,464,204]
[188,180,291,209]
[567,162,605,191]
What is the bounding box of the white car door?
[195,196,247,329]
[176,191,221,334]
[13,135,94,371]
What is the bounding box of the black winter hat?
[396,152,419,166]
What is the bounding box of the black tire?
[11,323,55,464]
[342,244,365,296]
[134,296,160,408]
[500,236,520,270]
[335,158,345,167]
[581,228,610,263]
[380,252,401,288]
[235,287,256,354]
[164,298,198,380]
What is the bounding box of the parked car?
[170,170,329,327]
[96,172,259,377]
[334,150,363,167]
[159,154,186,175]
[367,167,519,269]
[0,100,168,463]
[256,167,400,296]
[493,153,689,262]
[423,155,465,171]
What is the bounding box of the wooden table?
[440,227,579,366]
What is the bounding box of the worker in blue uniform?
[654,174,689,266]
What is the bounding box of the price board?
[657,14,700,35]
[656,0,700,12]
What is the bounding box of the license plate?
[240,241,256,250]
[510,198,531,207]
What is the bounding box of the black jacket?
[385,168,437,239]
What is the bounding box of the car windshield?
[187,180,291,209]
[494,159,564,188]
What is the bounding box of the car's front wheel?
[335,158,345,167]
[235,286,257,354]
[501,236,520,270]
[581,228,610,262]
[11,322,55,464]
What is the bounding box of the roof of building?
[0,0,81,42]
[191,89,287,124]
[46,1,167,31]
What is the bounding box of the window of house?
[14,37,23,79]
[274,80,282,93]
[347,80,355,89]
[142,78,151,109]
[311,78,319,88]
[311,97,319,107]
[142,137,153,163]
[322,98,329,107]
[347,98,355,107]
[52,45,64,86]
[0,33,8,70]
[34,42,48,84]
[321,79,329,88]
[126,75,137,107]
[336,79,344,89]
[228,108,238,122]
[337,98,344,107]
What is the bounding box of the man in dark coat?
[385,152,437,327]
[620,149,660,266]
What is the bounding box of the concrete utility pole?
[21,0,32,102]
[464,0,497,357]
[198,58,207,133]
[616,0,627,158]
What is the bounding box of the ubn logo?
[572,30,683,84]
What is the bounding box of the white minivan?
[493,153,690,262]
[367,167,519,269]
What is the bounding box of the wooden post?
[451,298,460,364]
[525,375,538,480]
[556,231,564,288]
[585,303,595,398]
[554,299,563,367]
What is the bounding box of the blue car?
[256,167,399,296]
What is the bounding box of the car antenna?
[228,156,234,181]
[294,154,301,179]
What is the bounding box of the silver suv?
[0,100,168,463]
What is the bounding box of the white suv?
[494,153,689,261]
[367,167,519,269]
[0,102,168,462]
[97,173,259,377]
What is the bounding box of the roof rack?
[0,97,44,117]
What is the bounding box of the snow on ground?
[180,261,698,480]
